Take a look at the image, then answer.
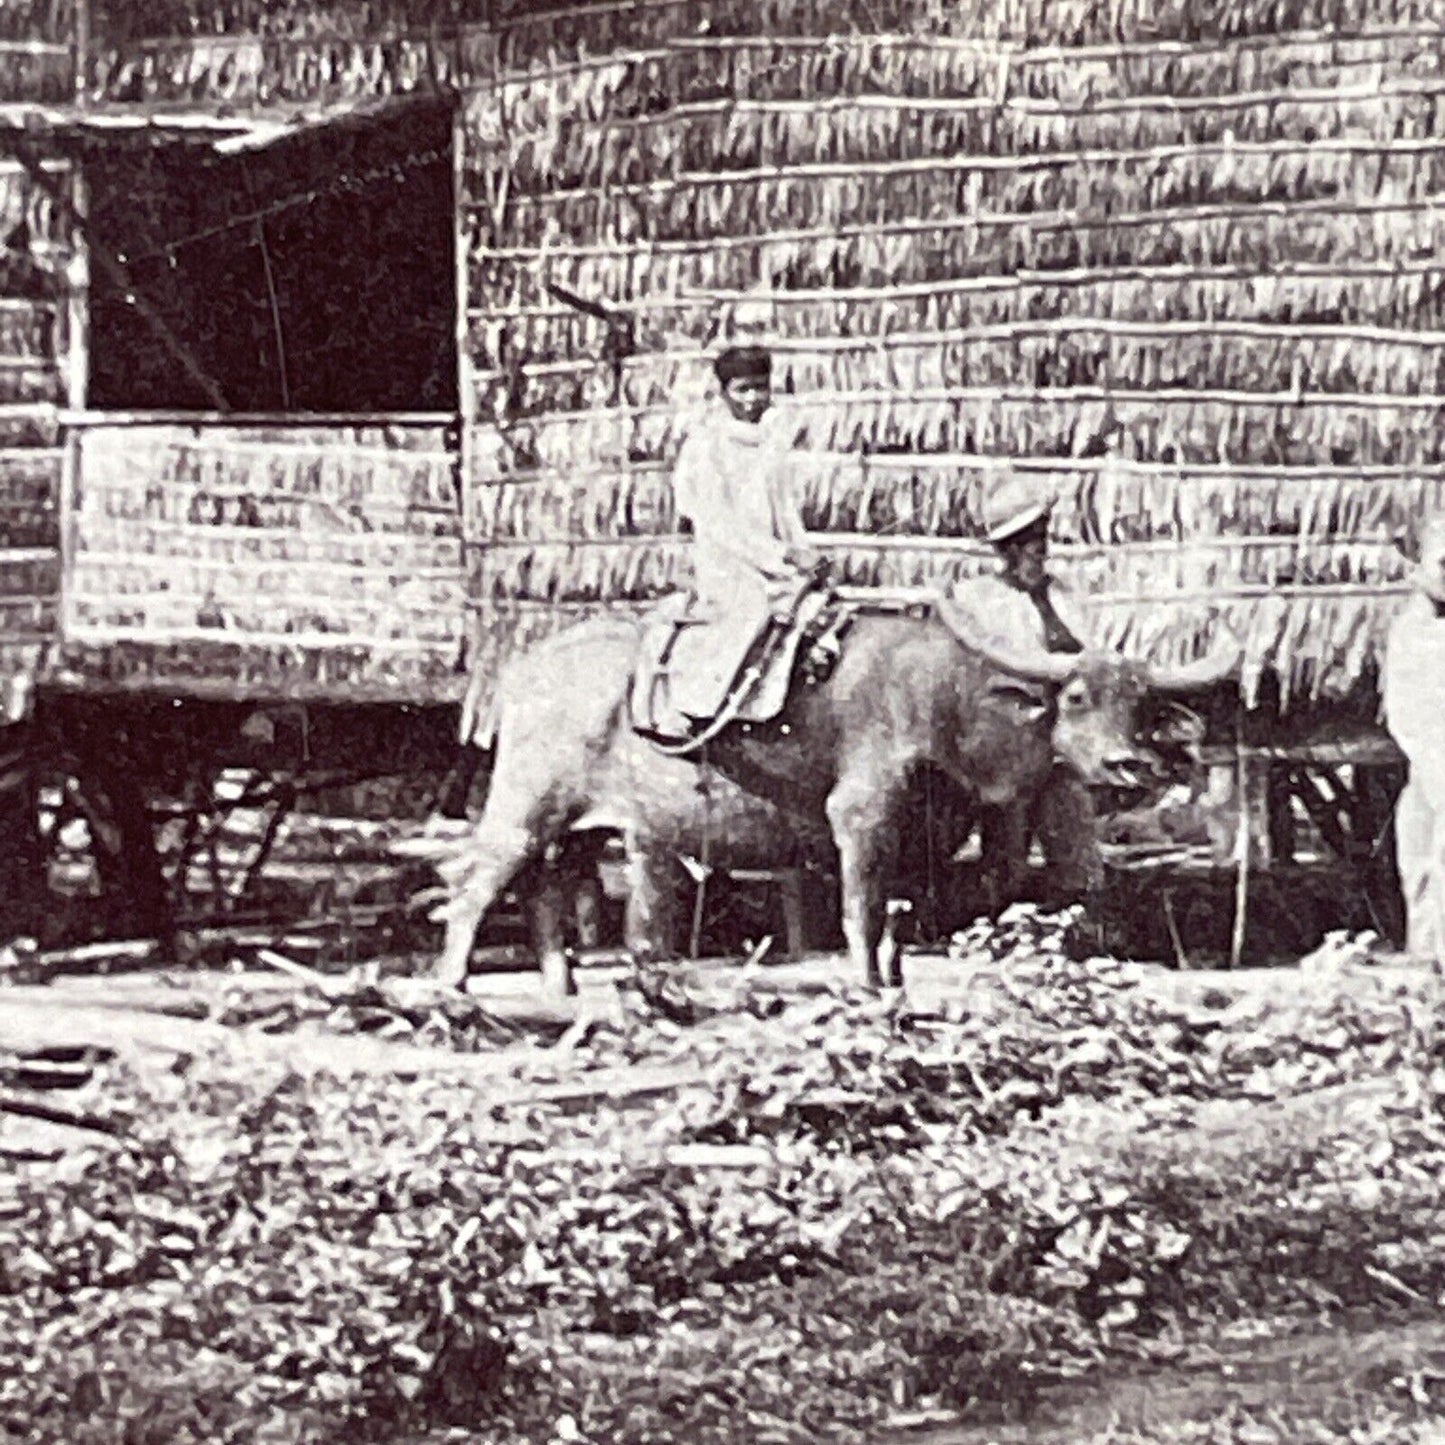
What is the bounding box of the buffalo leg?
[530,857,576,999]
[431,748,597,986]
[827,776,903,989]
[980,804,1031,916]
[1033,768,1104,908]
[530,834,604,998]
[432,820,539,987]
[624,841,684,962]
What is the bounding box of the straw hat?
[982,477,1054,545]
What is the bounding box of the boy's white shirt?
[671,406,806,617]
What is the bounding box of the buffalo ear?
[986,681,1051,722]
[1148,701,1206,747]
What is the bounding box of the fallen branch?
[0,1144,63,1164]
[0,1056,96,1091]
[254,948,332,990]
[488,1064,713,1112]
[0,1091,131,1138]
[35,941,158,969]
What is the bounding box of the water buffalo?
[416,597,1237,990]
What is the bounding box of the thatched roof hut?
[463,0,1445,727]
[0,0,1440,727]
[0,2,469,708]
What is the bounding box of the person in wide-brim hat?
[983,483,1054,547]
[951,476,1084,656]
[944,475,1097,910]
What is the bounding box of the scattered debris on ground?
[3,910,1445,1444]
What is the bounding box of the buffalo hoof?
[427,958,472,991]
[539,949,577,999]
[862,967,904,993]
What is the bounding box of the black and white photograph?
[4,0,1445,1441]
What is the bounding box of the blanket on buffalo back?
[629,586,844,749]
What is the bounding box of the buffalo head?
[996,648,1237,795]
[1043,653,1232,797]
[937,596,1241,794]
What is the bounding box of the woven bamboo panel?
[58,424,468,703]
[460,2,1445,710]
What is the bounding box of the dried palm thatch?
[476,390,1445,471]
[481,203,1445,300]
[82,0,475,109]
[461,0,1445,714]
[484,326,1445,409]
[0,0,72,46]
[489,0,1445,69]
[15,0,1445,716]
[0,160,68,714]
[490,27,1445,127]
[87,31,464,113]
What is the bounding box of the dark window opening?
[85,93,457,413]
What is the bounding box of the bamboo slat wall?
[462,1,1445,711]
[51,423,468,702]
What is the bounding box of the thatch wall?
[84,0,478,112]
[0,153,69,720]
[4,0,1442,719]
[1,2,466,711]
[461,6,1445,715]
[0,0,72,103]
[50,422,467,702]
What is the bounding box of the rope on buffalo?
[1229,697,1249,970]
[689,746,714,960]
[649,620,793,760]
[652,680,757,759]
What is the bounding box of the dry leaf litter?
[4,909,1445,1444]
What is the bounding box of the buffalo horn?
[1143,638,1244,694]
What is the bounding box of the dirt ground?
[5,926,1445,1444]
